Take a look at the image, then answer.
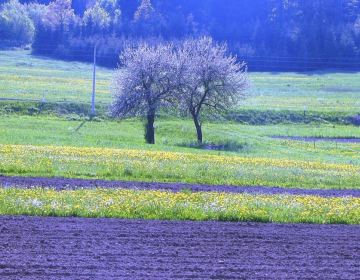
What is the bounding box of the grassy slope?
[1,50,360,223]
[1,50,360,113]
[0,116,359,189]
[0,115,359,160]
[0,50,113,103]
[249,72,360,113]
[0,50,359,189]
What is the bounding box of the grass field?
[0,115,359,161]
[249,72,360,113]
[1,50,360,224]
[1,187,359,224]
[1,50,360,113]
[0,50,113,103]
[0,116,359,189]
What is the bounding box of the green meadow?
[0,50,360,224]
[249,72,360,113]
[1,187,359,224]
[1,50,360,113]
[0,50,113,103]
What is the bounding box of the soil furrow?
[0,215,359,279]
[1,175,360,197]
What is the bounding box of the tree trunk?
[145,110,155,144]
[192,113,202,143]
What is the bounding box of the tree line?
[1,0,360,70]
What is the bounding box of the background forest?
[1,0,360,71]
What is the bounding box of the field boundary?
[2,175,360,197]
[1,99,359,126]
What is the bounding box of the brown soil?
[1,176,360,279]
[0,215,359,279]
[1,175,360,197]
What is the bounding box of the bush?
[0,100,109,117]
[225,109,352,125]
[177,140,245,152]
[347,115,360,126]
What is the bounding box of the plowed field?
[1,176,360,279]
[1,216,360,279]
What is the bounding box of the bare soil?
[1,176,360,279]
[0,215,360,279]
[1,175,360,197]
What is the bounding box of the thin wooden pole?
[91,45,96,118]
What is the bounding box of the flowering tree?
[110,43,176,144]
[176,37,250,142]
[111,37,250,144]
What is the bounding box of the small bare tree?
[176,37,250,142]
[110,43,176,144]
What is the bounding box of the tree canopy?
[2,0,360,70]
[0,0,35,43]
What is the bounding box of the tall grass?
[0,143,359,189]
[1,187,359,224]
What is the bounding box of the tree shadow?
[75,120,87,132]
